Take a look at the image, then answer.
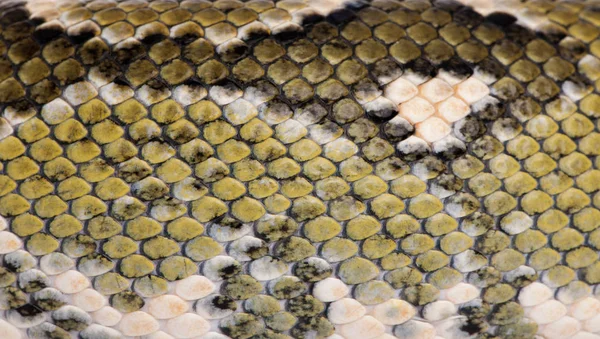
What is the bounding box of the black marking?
[383,117,414,142]
[15,304,43,317]
[537,25,568,44]
[461,318,486,335]
[485,12,517,27]
[453,6,484,28]
[300,13,325,27]
[174,33,202,45]
[219,264,242,279]
[432,0,465,11]
[239,26,270,43]
[218,40,249,63]
[113,75,131,87]
[473,97,506,121]
[33,24,64,43]
[69,29,98,45]
[505,24,536,45]
[212,295,237,311]
[454,116,487,142]
[141,34,167,46]
[365,99,398,123]
[441,57,473,79]
[113,39,145,64]
[476,57,506,81]
[326,8,356,24]
[404,58,437,80]
[273,24,304,42]
[434,139,467,161]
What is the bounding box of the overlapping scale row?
[0,0,599,338]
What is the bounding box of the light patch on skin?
[306,0,358,16]
[25,0,60,21]
[529,295,600,338]
[456,0,543,29]
[315,278,487,338]
[377,73,491,161]
[514,277,600,337]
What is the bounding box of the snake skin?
[0,0,599,338]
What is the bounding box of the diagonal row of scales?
[0,0,599,338]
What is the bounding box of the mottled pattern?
[0,0,599,338]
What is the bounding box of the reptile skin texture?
[0,0,599,338]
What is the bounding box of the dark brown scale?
[434,139,467,161]
[453,6,484,28]
[383,117,414,142]
[473,97,506,121]
[68,21,101,44]
[113,75,132,87]
[217,216,245,230]
[454,116,487,142]
[0,7,29,26]
[432,0,464,11]
[19,276,47,293]
[326,8,357,25]
[476,57,505,81]
[273,24,305,42]
[404,58,437,81]
[33,23,65,44]
[365,98,398,123]
[484,12,517,27]
[15,304,43,317]
[140,33,167,46]
[504,24,536,45]
[113,39,145,64]
[536,24,568,44]
[218,40,249,63]
[441,57,473,80]
[240,26,270,43]
[461,318,488,336]
[300,13,326,26]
